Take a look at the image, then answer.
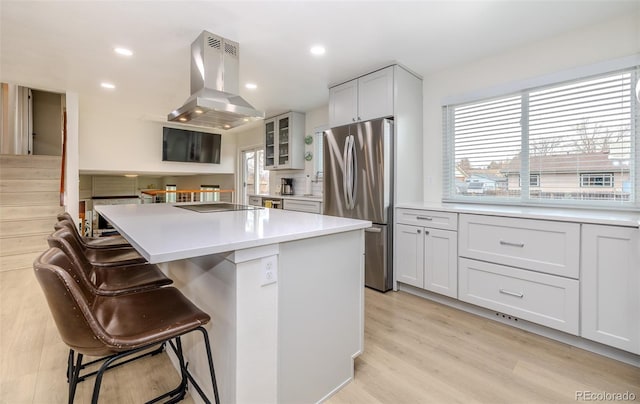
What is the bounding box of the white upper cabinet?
[328,80,358,128]
[329,66,394,127]
[264,112,305,170]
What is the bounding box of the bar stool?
[42,246,172,297]
[34,248,220,404]
[57,212,131,249]
[49,228,146,267]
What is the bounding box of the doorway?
[241,147,269,205]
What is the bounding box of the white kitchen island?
[95,203,370,404]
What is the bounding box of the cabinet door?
[395,223,424,288]
[581,225,640,354]
[424,228,458,298]
[264,118,277,169]
[329,80,358,128]
[358,66,394,122]
[277,115,290,168]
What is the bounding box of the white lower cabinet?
[395,223,457,298]
[581,224,640,354]
[459,257,580,335]
[395,224,424,288]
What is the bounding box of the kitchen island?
[95,203,370,404]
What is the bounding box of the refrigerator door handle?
[365,227,382,233]
[350,135,357,209]
[342,135,351,209]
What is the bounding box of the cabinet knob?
[352,118,356,122]
[357,116,361,121]
[417,229,421,234]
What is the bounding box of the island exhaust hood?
[168,31,264,129]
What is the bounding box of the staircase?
[0,154,63,272]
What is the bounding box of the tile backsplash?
[269,171,322,196]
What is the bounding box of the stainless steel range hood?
[168,31,264,129]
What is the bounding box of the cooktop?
[176,203,262,213]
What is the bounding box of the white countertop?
[249,193,323,202]
[396,202,640,228]
[96,203,369,264]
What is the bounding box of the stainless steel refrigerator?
[323,118,393,292]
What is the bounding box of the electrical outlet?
[261,256,278,286]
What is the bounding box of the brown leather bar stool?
[57,212,131,249]
[34,248,220,404]
[49,228,146,267]
[43,246,172,297]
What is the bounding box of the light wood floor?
[1,267,638,403]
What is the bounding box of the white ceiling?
[1,0,636,122]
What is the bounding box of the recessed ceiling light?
[245,83,257,90]
[114,47,133,56]
[124,174,138,178]
[179,117,187,122]
[243,118,250,122]
[223,124,231,129]
[194,109,203,114]
[100,82,115,89]
[310,45,326,56]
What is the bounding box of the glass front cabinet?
[264,112,305,170]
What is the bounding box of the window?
[443,65,639,208]
[580,173,613,187]
[241,148,269,204]
[518,174,540,187]
[200,185,220,202]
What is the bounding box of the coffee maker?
[280,178,294,195]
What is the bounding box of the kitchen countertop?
[249,193,323,202]
[96,202,369,263]
[396,202,640,228]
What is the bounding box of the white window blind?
[443,65,639,208]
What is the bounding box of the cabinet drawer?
[459,214,579,278]
[283,199,322,214]
[248,196,262,207]
[459,258,579,335]
[396,208,457,230]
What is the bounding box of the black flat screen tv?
[162,127,221,164]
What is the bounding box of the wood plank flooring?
[1,267,638,403]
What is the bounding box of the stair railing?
[60,111,67,206]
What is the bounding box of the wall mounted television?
[162,127,221,164]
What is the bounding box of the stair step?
[0,166,61,180]
[0,251,42,272]
[0,191,60,206]
[0,154,61,169]
[0,218,57,238]
[0,234,49,256]
[0,205,64,221]
[0,179,59,193]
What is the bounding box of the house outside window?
[580,173,613,187]
[442,64,639,208]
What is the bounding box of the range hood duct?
[168,31,264,129]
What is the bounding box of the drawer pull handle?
[499,289,524,298]
[416,216,433,221]
[500,240,524,248]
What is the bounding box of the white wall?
[422,13,640,203]
[78,94,236,174]
[65,92,79,222]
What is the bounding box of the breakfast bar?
[95,203,370,404]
